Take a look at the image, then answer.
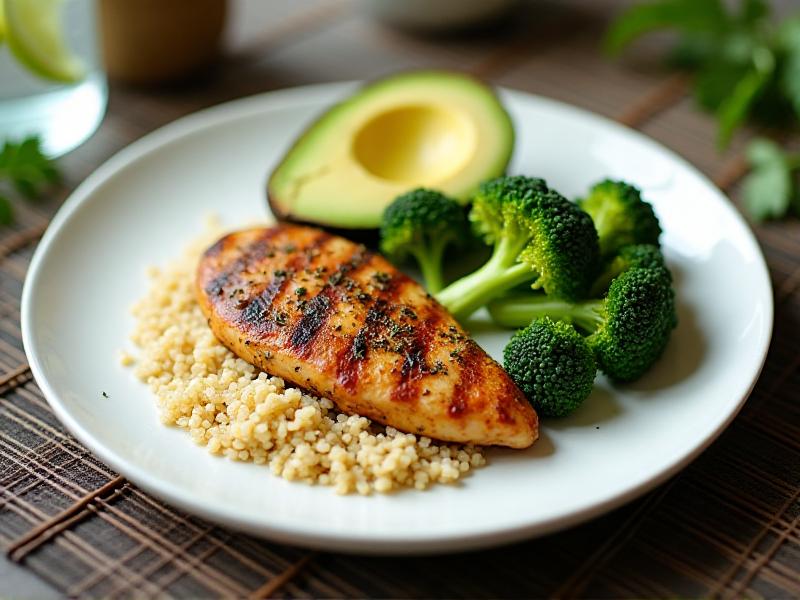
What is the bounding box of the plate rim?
[21,81,774,553]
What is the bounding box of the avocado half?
[267,70,514,230]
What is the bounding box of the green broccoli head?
[488,263,677,383]
[578,179,662,257]
[590,243,669,296]
[380,189,469,293]
[436,176,600,319]
[503,317,597,417]
[588,266,677,382]
[613,244,668,273]
[520,186,600,301]
[469,175,549,243]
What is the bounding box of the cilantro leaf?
[695,57,751,111]
[0,136,60,200]
[778,15,800,53]
[0,196,13,225]
[671,26,756,69]
[607,0,800,222]
[716,46,774,149]
[0,135,60,225]
[779,18,800,119]
[739,0,769,26]
[671,34,718,68]
[742,139,796,221]
[783,53,800,117]
[604,0,729,56]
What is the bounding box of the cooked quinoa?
[126,227,485,495]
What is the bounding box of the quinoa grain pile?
[126,229,485,495]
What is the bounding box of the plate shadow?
[545,385,622,431]
[625,265,706,392]
[489,427,556,461]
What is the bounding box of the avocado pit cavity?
[352,105,475,185]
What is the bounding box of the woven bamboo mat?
[1,1,799,597]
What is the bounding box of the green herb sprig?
[0,136,60,224]
[742,138,800,220]
[606,0,800,221]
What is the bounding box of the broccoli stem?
[589,262,622,297]
[435,234,536,319]
[588,204,615,257]
[410,236,450,293]
[488,295,605,332]
[590,204,612,240]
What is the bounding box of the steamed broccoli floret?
[380,189,470,293]
[590,243,668,296]
[589,267,677,381]
[578,179,662,258]
[435,176,600,319]
[503,317,597,417]
[489,266,677,382]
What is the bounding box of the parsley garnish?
[401,307,417,320]
[329,270,344,286]
[742,139,800,220]
[371,271,391,290]
[606,0,800,147]
[606,0,800,220]
[0,136,60,225]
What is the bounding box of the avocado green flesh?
[268,71,514,229]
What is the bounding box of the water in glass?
[0,0,107,157]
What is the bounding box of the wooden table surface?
[2,1,799,597]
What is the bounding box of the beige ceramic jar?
[99,0,227,85]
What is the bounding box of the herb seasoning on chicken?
[196,224,538,448]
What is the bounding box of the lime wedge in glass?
[3,0,86,83]
[0,2,6,45]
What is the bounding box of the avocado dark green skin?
[265,95,340,228]
[266,70,514,233]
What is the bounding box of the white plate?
[22,82,773,554]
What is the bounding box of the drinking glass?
[0,0,107,157]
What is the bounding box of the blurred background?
[2,1,800,598]
[2,0,798,223]
[0,0,713,167]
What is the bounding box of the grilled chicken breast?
[196,224,538,448]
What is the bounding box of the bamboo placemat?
[1,1,799,597]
